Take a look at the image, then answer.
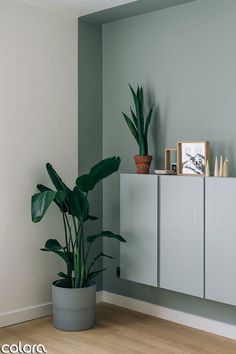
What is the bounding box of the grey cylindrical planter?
[52,282,96,331]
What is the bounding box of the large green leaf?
[41,241,74,269]
[86,215,98,221]
[53,279,71,288]
[31,190,56,223]
[130,107,138,128]
[57,271,68,279]
[88,253,114,274]
[138,86,144,133]
[91,252,114,263]
[144,104,154,138]
[129,84,144,131]
[129,84,140,124]
[66,187,89,221]
[46,163,67,191]
[87,268,107,281]
[87,231,126,243]
[76,156,121,193]
[37,184,67,212]
[129,84,145,153]
[139,86,144,119]
[44,238,63,250]
[46,163,73,213]
[37,184,51,192]
[122,113,139,144]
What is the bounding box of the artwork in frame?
[177,141,210,176]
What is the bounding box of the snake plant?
[31,157,126,288]
[122,84,154,156]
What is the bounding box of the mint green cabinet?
[159,176,204,297]
[120,174,158,287]
[205,178,236,306]
[120,174,236,306]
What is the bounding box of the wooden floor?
[0,303,236,354]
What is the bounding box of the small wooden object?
[165,148,177,172]
[223,158,229,177]
[214,156,219,177]
[219,155,223,177]
[205,160,210,177]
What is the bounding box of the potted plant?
[31,156,126,332]
[122,84,154,174]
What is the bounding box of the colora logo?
[1,342,47,354]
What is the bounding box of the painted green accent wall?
[78,20,103,290]
[103,0,236,324]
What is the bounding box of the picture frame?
[164,148,177,173]
[177,141,210,176]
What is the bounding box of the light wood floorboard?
[0,303,236,354]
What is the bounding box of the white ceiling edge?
[17,0,138,18]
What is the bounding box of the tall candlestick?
[223,158,229,177]
[214,156,219,177]
[205,160,210,177]
[219,155,223,177]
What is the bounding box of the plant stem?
[74,251,79,288]
[62,213,73,287]
[64,214,74,252]
[84,242,92,275]
[62,213,69,251]
[72,216,78,248]
[87,258,94,279]
[73,221,82,250]
[79,224,85,287]
[73,220,83,288]
[80,264,85,288]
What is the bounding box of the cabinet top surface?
[120,174,236,179]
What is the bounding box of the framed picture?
[177,141,210,176]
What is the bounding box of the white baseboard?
[0,303,52,328]
[96,291,103,303]
[102,291,236,340]
[1,291,235,340]
[0,291,103,328]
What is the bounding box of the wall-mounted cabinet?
[120,174,236,307]
[159,176,204,297]
[120,174,158,287]
[205,178,236,306]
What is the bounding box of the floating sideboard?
[120,174,236,306]
[205,178,236,306]
[120,174,158,287]
[159,176,204,298]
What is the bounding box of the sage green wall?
[103,0,236,324]
[78,20,103,290]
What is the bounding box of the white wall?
[0,0,77,324]
[21,0,137,17]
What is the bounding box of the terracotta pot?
[134,155,153,174]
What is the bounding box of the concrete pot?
[52,282,96,331]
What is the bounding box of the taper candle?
[214,156,219,177]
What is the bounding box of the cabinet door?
[160,176,204,297]
[205,178,236,306]
[120,174,158,287]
